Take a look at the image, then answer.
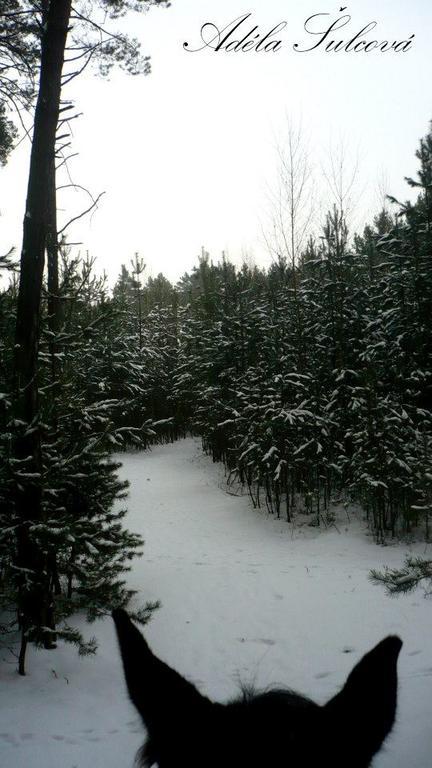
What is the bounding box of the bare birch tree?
[264,119,315,270]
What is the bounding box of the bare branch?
[55,152,79,171]
[58,191,105,235]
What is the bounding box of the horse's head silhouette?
[113,609,401,768]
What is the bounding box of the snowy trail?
[1,438,432,767]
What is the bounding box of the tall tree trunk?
[45,156,60,642]
[47,156,61,423]
[13,0,72,674]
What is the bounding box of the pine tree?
[370,557,432,596]
[1,252,158,672]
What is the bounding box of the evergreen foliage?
[370,557,432,596]
[0,252,160,666]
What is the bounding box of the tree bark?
[13,0,72,674]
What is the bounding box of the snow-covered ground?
[1,438,432,768]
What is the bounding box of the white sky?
[0,0,431,285]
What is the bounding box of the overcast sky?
[0,0,431,285]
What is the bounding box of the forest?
[1,124,432,672]
[0,2,431,684]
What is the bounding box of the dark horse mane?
[113,609,402,768]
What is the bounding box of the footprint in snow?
[315,672,332,679]
[342,647,355,654]
[0,733,17,743]
[408,650,422,656]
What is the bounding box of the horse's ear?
[113,609,212,735]
[324,636,402,762]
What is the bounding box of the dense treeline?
[171,226,431,541]
[168,130,432,543]
[1,125,431,669]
